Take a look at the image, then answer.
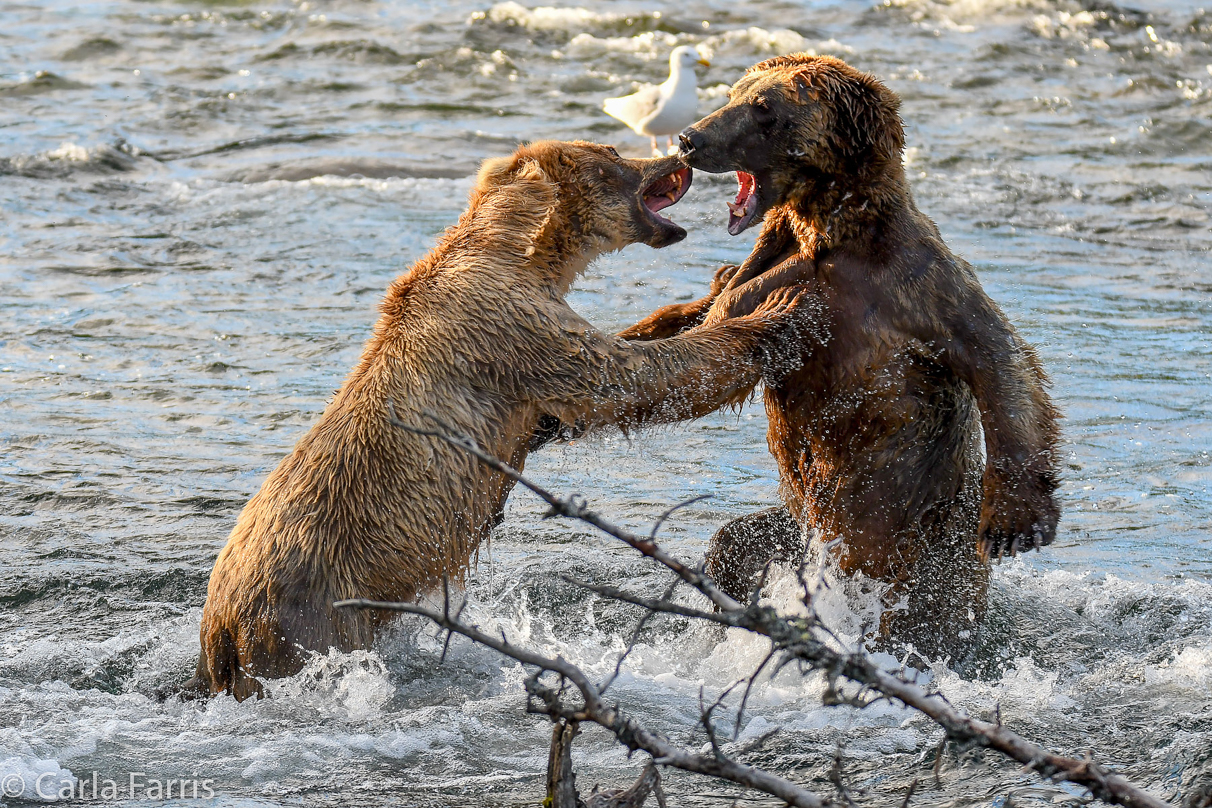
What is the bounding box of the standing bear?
[188,141,809,700]
[624,55,1061,660]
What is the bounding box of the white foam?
[266,650,395,720]
[564,26,834,62]
[564,31,679,59]
[0,733,75,803]
[884,0,1053,26]
[1145,643,1212,688]
[2,554,1207,801]
[473,3,654,33]
[701,27,818,57]
[165,174,474,208]
[45,142,91,162]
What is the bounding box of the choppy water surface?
[1,0,1210,805]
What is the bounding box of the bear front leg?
[524,265,746,449]
[929,290,1062,559]
[702,256,818,327]
[702,211,801,295]
[534,287,815,433]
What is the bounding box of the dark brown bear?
[624,55,1061,660]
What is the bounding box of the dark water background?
[1,0,1210,805]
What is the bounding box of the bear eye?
[597,162,624,186]
[605,146,620,158]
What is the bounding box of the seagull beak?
[697,58,711,67]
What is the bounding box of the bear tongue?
[727,172,758,235]
[645,194,676,214]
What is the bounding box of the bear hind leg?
[705,506,804,604]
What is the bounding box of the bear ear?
[476,153,555,193]
[476,155,520,189]
[791,73,819,105]
[833,76,904,170]
[513,157,552,188]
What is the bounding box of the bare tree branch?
[583,760,663,808]
[734,647,776,741]
[348,414,1170,808]
[389,407,743,612]
[334,595,830,808]
[598,575,681,696]
[563,578,725,625]
[650,494,712,539]
[548,718,581,808]
[829,743,860,808]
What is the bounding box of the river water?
[1,0,1210,805]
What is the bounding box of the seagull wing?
[602,83,664,134]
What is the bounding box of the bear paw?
[979,468,1060,561]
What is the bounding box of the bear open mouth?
[726,171,760,236]
[641,167,692,226]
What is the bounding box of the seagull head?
[670,46,710,71]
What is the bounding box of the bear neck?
[524,220,605,296]
[779,160,912,259]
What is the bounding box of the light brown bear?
[624,56,1061,660]
[187,141,808,700]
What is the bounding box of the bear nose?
[678,130,704,158]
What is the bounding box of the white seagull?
[603,45,710,156]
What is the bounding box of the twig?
[596,575,681,696]
[650,494,712,540]
[829,743,859,808]
[334,595,829,808]
[358,415,1169,808]
[569,579,727,625]
[699,680,743,761]
[734,648,775,741]
[730,727,782,757]
[584,760,662,808]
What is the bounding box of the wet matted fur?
[627,56,1060,660]
[188,141,809,699]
